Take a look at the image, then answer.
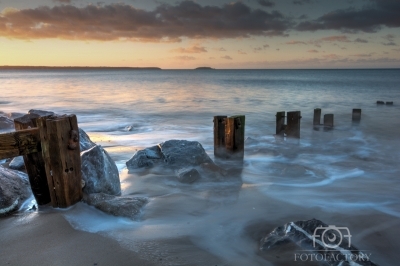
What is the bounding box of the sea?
[1,69,400,265]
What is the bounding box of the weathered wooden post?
[324,114,334,127]
[275,111,286,136]
[214,116,227,158]
[37,115,82,208]
[352,109,361,122]
[313,108,321,125]
[286,111,301,138]
[225,115,245,159]
[14,113,51,205]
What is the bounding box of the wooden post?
[14,114,51,205]
[37,115,82,208]
[275,111,286,136]
[324,114,334,127]
[313,108,321,125]
[286,111,301,138]
[352,109,361,121]
[214,116,227,158]
[225,115,245,159]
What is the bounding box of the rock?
[9,156,25,171]
[28,109,55,117]
[376,101,385,105]
[260,219,378,266]
[79,127,96,152]
[160,140,213,169]
[83,193,148,220]
[126,146,162,169]
[176,168,200,183]
[0,166,31,216]
[126,140,213,170]
[386,101,393,105]
[0,115,14,131]
[81,145,121,196]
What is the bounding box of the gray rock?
[260,219,378,266]
[0,116,14,131]
[81,145,121,196]
[126,145,162,169]
[9,156,25,171]
[126,140,213,170]
[176,168,200,183]
[79,127,96,152]
[28,109,55,117]
[0,166,31,216]
[83,193,148,220]
[160,140,213,169]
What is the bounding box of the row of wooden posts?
[213,108,363,159]
[0,113,82,208]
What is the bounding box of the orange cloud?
[171,45,207,53]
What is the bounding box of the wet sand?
[0,212,158,266]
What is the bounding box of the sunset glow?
[1,0,399,68]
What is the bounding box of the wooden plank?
[275,111,286,135]
[225,115,245,159]
[213,115,227,158]
[14,114,51,205]
[313,108,321,125]
[0,128,40,160]
[38,115,82,208]
[286,111,301,138]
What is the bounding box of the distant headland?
[194,67,215,70]
[0,66,162,70]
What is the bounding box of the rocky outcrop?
[83,193,148,220]
[260,219,378,266]
[126,140,218,183]
[81,145,121,196]
[0,166,31,216]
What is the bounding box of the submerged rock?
[260,219,378,266]
[83,193,148,220]
[176,168,201,183]
[0,166,31,216]
[9,156,25,171]
[126,145,162,169]
[81,145,121,196]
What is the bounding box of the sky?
[0,0,399,69]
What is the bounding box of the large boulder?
[0,115,14,131]
[260,219,378,266]
[126,140,218,183]
[81,145,121,196]
[83,193,148,220]
[0,166,31,216]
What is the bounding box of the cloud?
[354,38,368,43]
[238,50,247,54]
[293,0,315,5]
[221,55,233,60]
[174,56,196,60]
[383,34,395,41]
[383,42,396,46]
[351,52,375,57]
[323,54,340,59]
[319,35,350,42]
[253,44,269,52]
[308,49,318,53]
[286,40,306,45]
[296,0,400,33]
[217,47,226,51]
[0,1,292,41]
[171,45,207,53]
[53,0,71,3]
[257,0,275,7]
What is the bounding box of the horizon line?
[0,65,399,70]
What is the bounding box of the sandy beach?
[0,212,158,266]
